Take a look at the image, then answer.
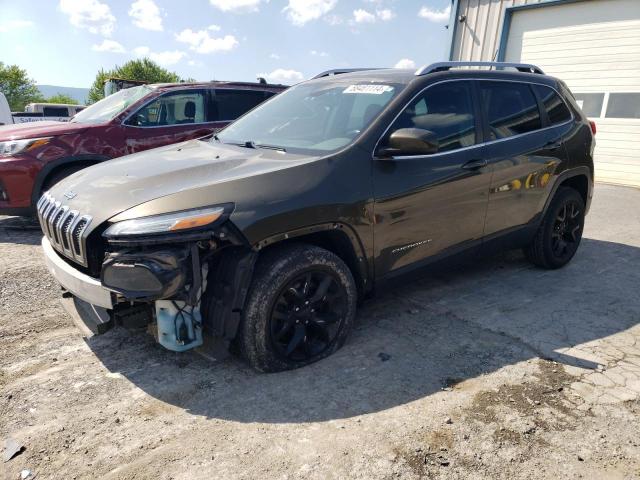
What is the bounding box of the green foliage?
[88,58,182,104]
[46,93,78,105]
[0,62,45,111]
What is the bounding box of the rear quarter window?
[533,85,571,125]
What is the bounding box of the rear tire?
[524,186,585,269]
[238,243,357,372]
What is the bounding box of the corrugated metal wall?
[451,0,545,62]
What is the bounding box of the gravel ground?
[1,184,639,480]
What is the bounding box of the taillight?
[589,120,596,135]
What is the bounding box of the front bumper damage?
[42,236,113,308]
[42,226,257,353]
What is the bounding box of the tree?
[46,93,78,105]
[88,58,181,103]
[0,62,45,111]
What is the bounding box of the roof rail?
[312,68,386,79]
[415,61,545,76]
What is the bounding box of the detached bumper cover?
[42,236,113,308]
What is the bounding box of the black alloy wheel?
[269,270,347,362]
[525,186,585,269]
[551,200,582,259]
[237,243,357,372]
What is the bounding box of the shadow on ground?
[80,237,640,423]
[0,216,42,245]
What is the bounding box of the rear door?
[121,89,218,154]
[479,80,573,237]
[372,80,492,277]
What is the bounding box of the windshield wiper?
[222,140,286,152]
[255,143,286,152]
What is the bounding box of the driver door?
[372,80,492,277]
[122,89,218,155]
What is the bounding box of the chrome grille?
[37,193,92,267]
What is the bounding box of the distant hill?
[37,85,90,105]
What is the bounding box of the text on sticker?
[343,85,394,95]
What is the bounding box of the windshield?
[71,85,152,124]
[216,81,403,154]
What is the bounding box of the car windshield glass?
[71,86,152,124]
[216,81,403,154]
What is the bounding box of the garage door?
[504,0,640,187]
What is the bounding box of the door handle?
[461,158,488,170]
[545,141,562,150]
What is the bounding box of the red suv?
[0,81,286,215]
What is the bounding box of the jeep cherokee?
[39,62,594,372]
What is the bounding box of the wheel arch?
[31,154,111,205]
[541,166,593,221]
[254,222,371,299]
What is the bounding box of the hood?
[48,139,320,231]
[0,121,90,140]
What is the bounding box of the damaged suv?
[40,62,594,372]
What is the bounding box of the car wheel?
[524,186,585,269]
[41,165,87,194]
[238,243,357,372]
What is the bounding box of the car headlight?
[0,137,51,156]
[104,206,226,237]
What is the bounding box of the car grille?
[37,193,92,267]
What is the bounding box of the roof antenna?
[257,77,267,84]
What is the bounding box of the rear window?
[533,85,571,125]
[480,81,541,140]
[43,106,69,117]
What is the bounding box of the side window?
[211,89,268,121]
[128,90,206,127]
[480,81,541,139]
[384,81,476,153]
[43,106,70,117]
[533,85,571,124]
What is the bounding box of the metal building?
[447,0,640,187]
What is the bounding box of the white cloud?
[284,0,337,26]
[324,14,343,25]
[209,0,261,13]
[257,68,304,84]
[129,0,163,31]
[59,0,116,36]
[310,50,329,57]
[376,8,395,21]
[394,58,416,69]
[353,9,376,24]
[352,7,395,24]
[176,28,239,54]
[92,39,126,53]
[418,4,451,22]
[0,20,34,33]
[208,24,221,31]
[269,53,281,59]
[134,46,186,66]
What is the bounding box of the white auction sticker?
[343,85,394,94]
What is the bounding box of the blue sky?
[0,0,452,88]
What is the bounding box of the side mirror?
[378,128,439,158]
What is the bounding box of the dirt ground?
[1,183,639,480]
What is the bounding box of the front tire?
[239,244,357,372]
[524,186,585,269]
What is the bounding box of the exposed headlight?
[104,206,225,237]
[0,137,51,156]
